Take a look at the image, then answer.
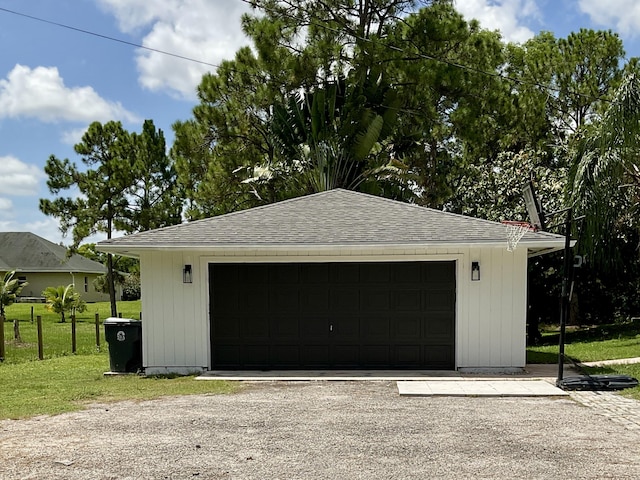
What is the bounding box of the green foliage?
[0,271,27,319]
[43,285,87,323]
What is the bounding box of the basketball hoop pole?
[557,207,573,385]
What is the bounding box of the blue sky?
[0,0,639,245]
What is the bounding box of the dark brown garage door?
[209,261,455,369]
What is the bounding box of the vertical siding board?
[501,250,515,366]
[513,249,528,366]
[457,248,471,368]
[476,248,492,366]
[489,248,504,366]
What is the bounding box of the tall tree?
[570,68,640,267]
[40,121,132,316]
[125,120,182,231]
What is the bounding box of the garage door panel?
[270,264,299,283]
[425,262,456,283]
[391,290,422,311]
[271,345,300,366]
[244,317,269,338]
[392,263,422,283]
[425,313,455,337]
[300,289,329,313]
[331,264,359,283]
[270,289,299,312]
[331,289,359,312]
[303,345,330,366]
[360,289,390,312]
[213,316,240,338]
[332,344,360,366]
[425,290,455,310]
[362,315,390,337]
[210,262,455,369]
[301,316,330,337]
[300,264,329,283]
[271,316,299,337]
[395,345,421,365]
[361,345,390,365]
[243,345,270,367]
[360,264,390,283]
[213,345,240,367]
[394,316,421,338]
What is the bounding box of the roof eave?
[97,239,568,257]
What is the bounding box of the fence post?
[71,314,76,354]
[31,306,34,323]
[37,315,43,360]
[0,314,5,362]
[95,313,100,350]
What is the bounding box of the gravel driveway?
[2,381,640,479]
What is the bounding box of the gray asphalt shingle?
[0,232,106,273]
[98,189,564,249]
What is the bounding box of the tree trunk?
[13,319,21,343]
[0,314,5,361]
[107,253,117,317]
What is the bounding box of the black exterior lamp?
[471,261,480,281]
[183,264,193,283]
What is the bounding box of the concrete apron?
[196,364,576,397]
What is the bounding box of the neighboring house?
[97,189,566,375]
[0,232,111,303]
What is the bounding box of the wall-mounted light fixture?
[471,261,480,281]
[183,264,193,283]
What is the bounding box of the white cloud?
[454,0,540,44]
[0,198,13,213]
[61,127,89,146]
[0,217,65,244]
[579,0,640,36]
[0,64,139,124]
[0,156,44,196]
[97,0,252,99]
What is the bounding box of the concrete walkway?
[580,356,640,367]
[397,379,568,397]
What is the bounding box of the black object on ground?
[557,374,639,391]
[104,317,142,373]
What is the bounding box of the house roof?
[0,232,107,274]
[97,189,566,256]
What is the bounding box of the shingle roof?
[0,232,107,273]
[98,189,565,252]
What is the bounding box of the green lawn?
[527,320,640,399]
[0,300,236,420]
[1,300,142,364]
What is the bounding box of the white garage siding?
[139,246,528,375]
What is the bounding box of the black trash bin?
[104,317,142,373]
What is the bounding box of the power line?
[0,6,220,69]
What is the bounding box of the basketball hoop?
[502,221,536,252]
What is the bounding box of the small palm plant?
[43,284,87,323]
[0,271,28,361]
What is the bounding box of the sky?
[1,0,640,246]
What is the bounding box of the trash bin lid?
[104,317,141,325]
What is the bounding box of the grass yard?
[527,319,640,399]
[0,300,236,420]
[0,354,236,419]
[1,300,142,364]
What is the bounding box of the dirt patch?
[1,381,639,479]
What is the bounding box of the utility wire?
[0,6,220,69]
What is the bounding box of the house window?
[84,276,88,293]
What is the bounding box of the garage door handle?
[330,324,333,332]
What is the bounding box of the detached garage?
[97,189,565,375]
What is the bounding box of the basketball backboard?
[522,181,545,231]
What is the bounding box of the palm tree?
[570,69,640,266]
[43,285,87,323]
[0,271,27,361]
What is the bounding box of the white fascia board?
[97,239,567,257]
